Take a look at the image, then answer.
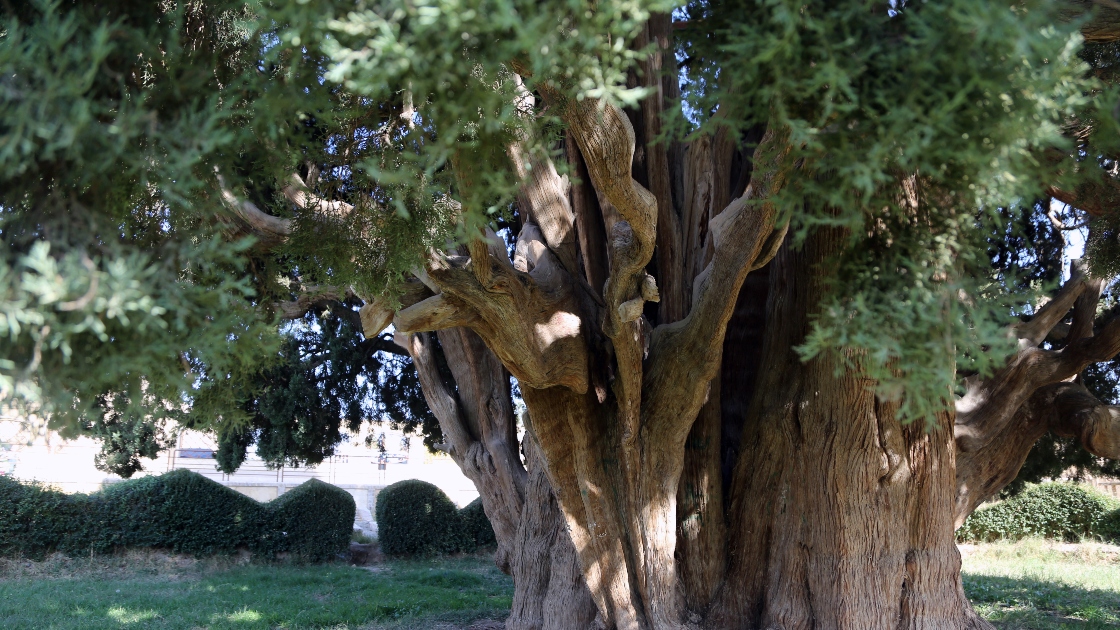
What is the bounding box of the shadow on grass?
[964,573,1120,629]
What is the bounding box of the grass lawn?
[962,539,1120,629]
[0,540,1115,629]
[0,552,513,629]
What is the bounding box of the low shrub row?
[375,480,496,556]
[0,469,354,561]
[957,483,1120,543]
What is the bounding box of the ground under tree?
[6,1,1120,629]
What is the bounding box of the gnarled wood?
[399,330,598,630]
[955,262,1120,523]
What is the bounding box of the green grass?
[0,540,1115,629]
[0,552,512,629]
[962,539,1120,629]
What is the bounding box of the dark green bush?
[91,470,271,555]
[459,498,496,552]
[1097,506,1120,543]
[270,479,355,561]
[0,476,85,559]
[957,483,1120,543]
[375,480,464,556]
[0,471,354,560]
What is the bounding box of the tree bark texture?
[713,230,989,630]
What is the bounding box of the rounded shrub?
[270,479,356,560]
[0,471,358,560]
[1097,506,1120,543]
[375,480,464,556]
[92,470,269,555]
[0,475,84,560]
[459,498,497,551]
[957,483,1120,543]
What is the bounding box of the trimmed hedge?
[374,481,498,556]
[459,498,497,551]
[0,470,354,560]
[376,480,465,556]
[270,479,356,561]
[957,483,1120,543]
[1097,505,1120,543]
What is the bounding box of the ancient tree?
[7,1,1120,629]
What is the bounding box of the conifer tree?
[5,1,1120,628]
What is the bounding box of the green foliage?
[680,0,1106,423]
[0,0,283,439]
[1096,506,1120,543]
[957,483,1120,543]
[375,480,466,556]
[213,305,438,474]
[0,474,87,560]
[459,498,497,551]
[0,470,354,560]
[264,0,674,300]
[269,479,357,561]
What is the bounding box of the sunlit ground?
[0,552,512,629]
[0,541,1116,629]
[962,539,1120,629]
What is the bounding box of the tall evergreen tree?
[5,1,1120,628]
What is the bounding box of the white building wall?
[0,413,478,537]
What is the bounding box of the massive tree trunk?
[712,230,987,630]
[253,13,1120,629]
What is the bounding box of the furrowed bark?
[636,14,686,325]
[675,375,725,616]
[644,126,790,440]
[549,92,666,628]
[1059,0,1120,43]
[567,134,610,297]
[715,231,990,630]
[398,234,590,394]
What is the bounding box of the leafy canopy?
[4,0,1120,455]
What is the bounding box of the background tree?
[6,2,1120,630]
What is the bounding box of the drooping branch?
[955,381,1120,525]
[1047,382,1120,458]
